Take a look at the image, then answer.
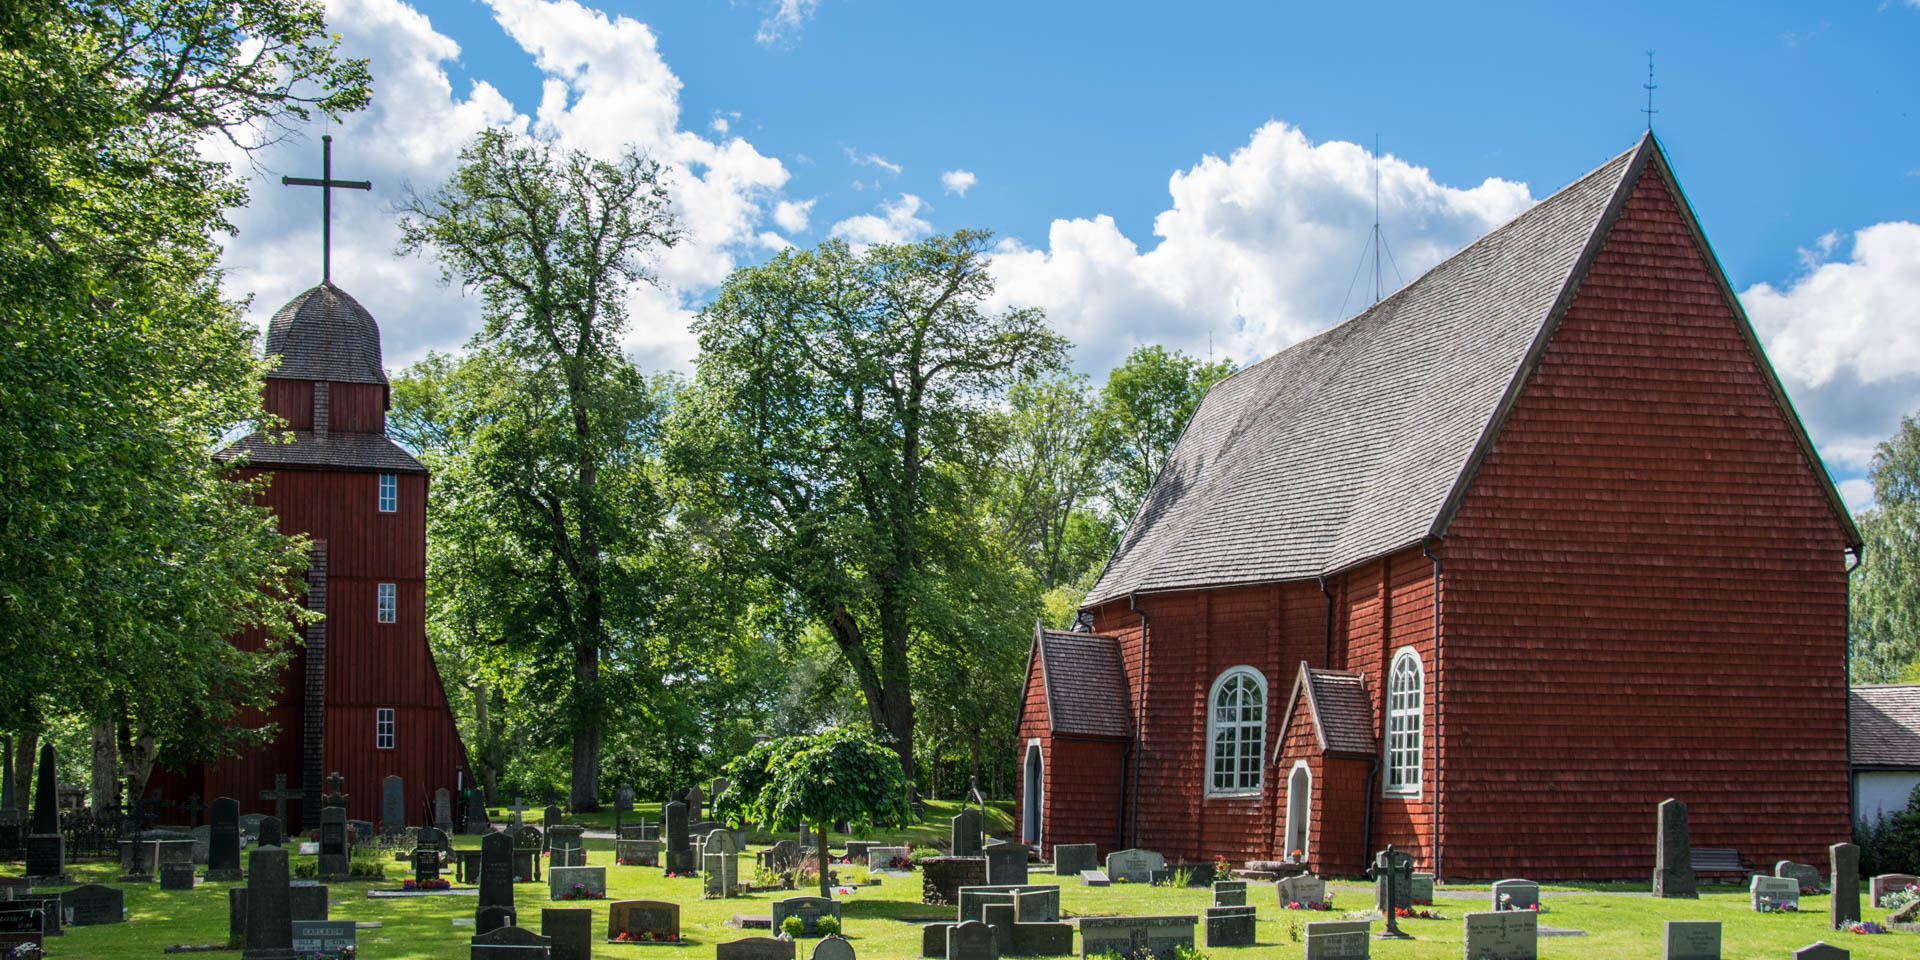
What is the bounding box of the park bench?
[1690,847,1750,880]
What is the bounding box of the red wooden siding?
[254,470,426,580]
[1039,738,1129,857]
[328,382,387,433]
[264,378,314,430]
[1436,163,1852,879]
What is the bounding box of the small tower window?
[378,473,397,512]
[1207,666,1267,795]
[1386,647,1425,796]
[376,708,395,749]
[377,583,396,624]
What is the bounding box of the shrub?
[816,916,841,938]
[1856,784,1920,877]
[908,846,942,865]
[780,916,805,940]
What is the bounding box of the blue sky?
[213,0,1920,512]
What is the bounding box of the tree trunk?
[89,720,116,813]
[118,722,159,809]
[817,817,830,900]
[570,636,601,811]
[14,730,37,820]
[969,736,981,795]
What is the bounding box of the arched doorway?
[1284,761,1311,860]
[1022,740,1043,846]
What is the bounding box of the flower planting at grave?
[1844,920,1888,935]
[1283,896,1334,911]
[886,854,911,870]
[1394,906,1441,920]
[1878,884,1917,910]
[613,929,681,942]
[1756,898,1799,913]
[400,878,450,890]
[558,881,605,901]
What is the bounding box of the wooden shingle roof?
[1031,625,1132,740]
[265,282,389,386]
[1851,684,1920,770]
[1275,662,1376,759]
[217,431,427,475]
[1084,134,1861,610]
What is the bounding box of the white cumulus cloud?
[941,169,977,197]
[756,0,819,46]
[773,198,814,233]
[830,194,932,248]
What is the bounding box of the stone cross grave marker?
[1105,848,1164,884]
[181,793,205,828]
[1654,797,1696,898]
[206,796,243,881]
[380,776,404,834]
[542,906,593,960]
[1830,842,1859,930]
[608,899,681,943]
[323,771,348,808]
[508,796,528,827]
[1464,910,1537,959]
[1662,920,1720,960]
[1303,919,1370,958]
[1751,875,1800,912]
[260,774,302,826]
[1371,846,1414,936]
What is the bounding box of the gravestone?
[161,860,197,890]
[414,847,443,886]
[947,920,997,960]
[418,825,453,856]
[549,865,605,901]
[61,883,125,925]
[1077,916,1197,959]
[543,804,562,835]
[1654,798,1696,898]
[771,895,842,936]
[685,786,704,821]
[1012,887,1061,923]
[207,796,244,881]
[922,922,955,958]
[1791,945,1849,960]
[1871,873,1919,906]
[1830,842,1859,929]
[513,824,544,882]
[466,789,490,835]
[476,829,517,934]
[1080,870,1109,887]
[844,840,874,863]
[241,844,295,960]
[984,842,1029,885]
[24,743,64,881]
[1204,905,1255,947]
[761,838,802,873]
[1411,871,1434,903]
[227,883,328,947]
[1372,847,1414,917]
[716,936,797,960]
[1663,920,1721,960]
[1104,848,1164,883]
[1304,919,1369,958]
[617,838,661,866]
[1212,880,1247,907]
[1464,910,1536,960]
[316,805,349,881]
[981,903,1015,955]
[433,787,453,834]
[869,845,911,871]
[607,899,680,943]
[1777,861,1823,890]
[471,923,550,959]
[952,809,984,858]
[381,776,405,835]
[543,906,592,960]
[259,774,301,829]
[1751,875,1800,911]
[812,936,856,960]
[1053,844,1096,877]
[549,824,587,867]
[705,827,742,898]
[8,896,59,938]
[290,919,355,958]
[258,815,284,848]
[1492,878,1540,911]
[0,906,42,956]
[664,800,693,874]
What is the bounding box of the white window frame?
[375,708,395,750]
[1385,646,1424,798]
[377,473,397,513]
[376,582,397,624]
[1206,666,1267,796]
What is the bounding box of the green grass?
[17,830,1915,958]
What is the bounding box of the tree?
[983,375,1114,593]
[0,0,367,802]
[397,130,678,810]
[673,231,1067,781]
[1091,345,1237,524]
[716,726,911,899]
[1851,412,1920,683]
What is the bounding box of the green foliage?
[1852,412,1920,683]
[1091,344,1237,525]
[0,0,367,788]
[1856,784,1920,878]
[727,727,912,833]
[780,916,804,939]
[815,916,840,938]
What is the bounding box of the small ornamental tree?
[719,726,911,898]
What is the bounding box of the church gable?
[1029,626,1132,740]
[1274,662,1376,760]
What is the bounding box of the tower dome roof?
[264,281,387,385]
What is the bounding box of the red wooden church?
[149,281,471,831]
[1016,133,1863,880]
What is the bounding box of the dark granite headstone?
[716,936,797,960]
[24,744,62,880]
[771,895,841,936]
[664,800,693,874]
[207,796,244,881]
[242,844,296,960]
[1654,798,1696,899]
[227,883,327,948]
[415,847,443,885]
[434,787,453,833]
[381,776,405,834]
[1830,842,1860,930]
[317,805,349,881]
[476,829,517,933]
[947,920,998,960]
[60,883,124,925]
[161,860,197,890]
[290,919,355,958]
[983,842,1029,885]
[465,790,490,835]
[542,906,593,960]
[607,899,680,943]
[952,809,983,858]
[1052,843,1095,876]
[0,905,43,955]
[1789,944,1848,960]
[474,905,518,942]
[471,923,550,959]
[1204,905,1256,947]
[258,816,284,848]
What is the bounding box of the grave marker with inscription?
[207,796,243,881]
[1203,905,1255,947]
[1076,916,1196,960]
[549,865,605,901]
[984,842,1030,886]
[542,906,593,960]
[476,830,517,934]
[1751,875,1800,912]
[1492,878,1540,911]
[1104,849,1164,884]
[1053,844,1096,877]
[1303,919,1370,959]
[607,899,681,943]
[1654,798,1696,898]
[61,883,124,925]
[1463,910,1537,960]
[291,919,355,958]
[1662,920,1720,960]
[772,895,842,936]
[716,936,797,960]
[1830,842,1859,930]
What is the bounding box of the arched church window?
[1207,667,1266,795]
[1386,647,1424,796]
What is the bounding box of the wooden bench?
[1690,847,1750,879]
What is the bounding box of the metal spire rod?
[282,134,372,283]
[1643,51,1658,132]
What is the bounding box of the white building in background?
[1851,684,1920,824]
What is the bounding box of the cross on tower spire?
[281,134,371,283]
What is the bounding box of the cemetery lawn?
[17,842,1914,958]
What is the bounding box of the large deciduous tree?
[1851,412,1920,683]
[397,133,678,809]
[673,231,1066,782]
[1091,345,1237,524]
[0,0,368,802]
